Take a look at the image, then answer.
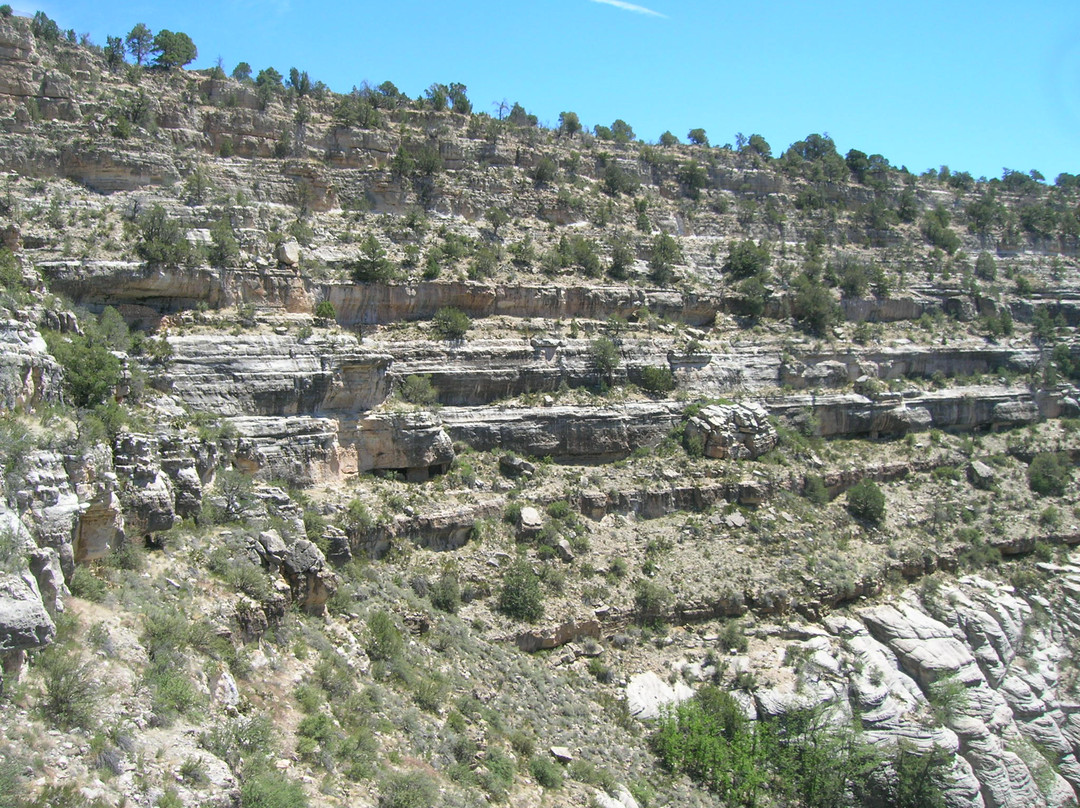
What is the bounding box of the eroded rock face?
[353,411,454,479]
[0,570,55,653]
[442,403,681,462]
[683,402,777,460]
[281,539,336,615]
[626,671,694,721]
[0,319,63,409]
[113,432,177,535]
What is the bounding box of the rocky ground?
[2,10,1080,808]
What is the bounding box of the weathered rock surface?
[683,402,777,459]
[281,539,336,615]
[626,671,694,720]
[0,319,62,409]
[442,403,682,462]
[0,570,55,653]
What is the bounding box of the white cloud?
[587,0,666,18]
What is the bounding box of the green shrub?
[240,770,309,808]
[208,217,239,266]
[651,687,906,807]
[846,479,885,524]
[398,374,438,406]
[803,475,829,505]
[529,756,563,789]
[497,557,544,622]
[1028,452,1072,497]
[429,571,461,613]
[633,579,671,625]
[648,232,681,284]
[724,240,770,279]
[481,749,516,798]
[932,465,961,482]
[200,715,275,771]
[0,755,24,808]
[432,306,470,340]
[503,501,523,526]
[314,300,336,321]
[379,771,438,808]
[351,234,395,282]
[719,620,748,653]
[68,566,107,601]
[791,274,840,336]
[589,337,620,386]
[638,365,676,394]
[44,331,123,409]
[38,648,98,729]
[136,205,191,265]
[146,663,200,724]
[365,610,404,661]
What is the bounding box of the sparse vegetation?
[846,479,885,525]
[0,19,1077,808]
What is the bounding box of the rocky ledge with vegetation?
[1,8,1080,808]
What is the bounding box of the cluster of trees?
[100,22,198,70]
[652,686,947,808]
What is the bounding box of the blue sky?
[27,1,1080,180]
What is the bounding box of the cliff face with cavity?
[2,12,1080,808]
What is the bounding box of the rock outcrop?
[683,402,777,459]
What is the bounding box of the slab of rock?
[499,454,535,478]
[626,671,693,720]
[967,460,996,490]
[555,538,574,563]
[517,506,543,539]
[549,746,573,763]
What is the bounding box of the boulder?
[555,538,574,563]
[967,460,997,491]
[593,785,640,808]
[517,506,543,539]
[321,524,352,566]
[277,240,301,266]
[281,540,336,614]
[27,547,67,615]
[499,454,536,479]
[549,746,573,763]
[355,411,455,479]
[255,529,287,573]
[0,570,55,654]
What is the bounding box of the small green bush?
[38,648,98,729]
[68,566,107,601]
[314,300,336,321]
[846,479,885,524]
[497,558,544,622]
[146,663,200,724]
[429,571,461,613]
[379,771,438,808]
[366,610,404,661]
[803,475,829,505]
[529,756,563,789]
[240,770,309,808]
[633,579,671,625]
[399,374,438,406]
[44,331,123,409]
[638,365,676,394]
[1028,452,1072,497]
[432,306,470,340]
